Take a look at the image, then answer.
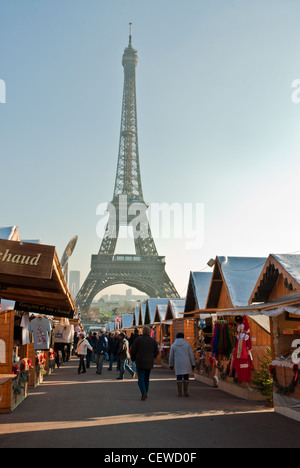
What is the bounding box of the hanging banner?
[15,302,74,319]
[0,239,55,279]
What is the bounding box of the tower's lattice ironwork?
[76,27,180,313]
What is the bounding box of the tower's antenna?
[129,22,133,45]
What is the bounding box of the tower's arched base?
[75,254,180,313]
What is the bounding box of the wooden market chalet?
[0,226,82,413]
[109,253,300,423]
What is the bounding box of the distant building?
[126,289,133,299]
[69,271,80,299]
[103,289,148,304]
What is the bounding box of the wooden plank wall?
[0,311,15,375]
[0,311,15,413]
[184,319,195,349]
[249,318,271,370]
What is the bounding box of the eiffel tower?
[76,25,180,313]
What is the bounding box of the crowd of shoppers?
[75,326,159,400]
[75,327,195,401]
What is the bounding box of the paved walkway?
[0,358,299,448]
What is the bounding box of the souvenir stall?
[248,254,300,421]
[153,305,168,365]
[188,256,270,396]
[183,271,214,385]
[0,306,21,413]
[211,313,269,400]
[132,304,143,335]
[267,304,300,421]
[0,236,76,412]
[144,299,171,367]
[192,314,216,386]
[53,317,75,367]
[165,299,186,343]
[160,321,172,367]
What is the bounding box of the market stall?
[160,321,172,367]
[0,236,76,412]
[249,254,300,421]
[192,314,216,386]
[165,299,186,342]
[185,257,271,396]
[153,304,168,365]
[144,299,172,367]
[184,272,214,385]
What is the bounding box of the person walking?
[129,328,139,347]
[129,328,140,373]
[90,332,98,364]
[76,333,94,374]
[86,333,94,369]
[169,333,196,397]
[130,326,159,401]
[117,333,135,380]
[95,330,108,375]
[108,331,120,371]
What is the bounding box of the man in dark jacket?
[130,326,159,400]
[108,332,120,371]
[129,328,139,347]
[95,330,108,375]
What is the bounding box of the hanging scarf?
[211,323,220,358]
[211,322,233,359]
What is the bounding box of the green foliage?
[252,347,273,402]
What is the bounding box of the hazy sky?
[1,0,300,298]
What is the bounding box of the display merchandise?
[20,313,31,345]
[28,316,52,350]
[232,316,254,383]
[211,321,233,360]
[54,323,74,344]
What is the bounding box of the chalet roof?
[140,302,147,325]
[273,254,300,284]
[133,306,140,326]
[145,298,171,324]
[0,236,75,318]
[184,271,213,313]
[166,299,186,320]
[250,254,300,304]
[207,256,267,309]
[154,304,168,323]
[0,226,19,241]
[121,313,134,329]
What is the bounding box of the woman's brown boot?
[177,382,183,397]
[183,381,190,397]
